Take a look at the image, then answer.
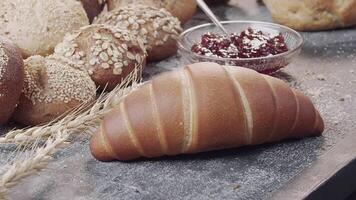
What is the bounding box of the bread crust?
[107,0,197,24]
[54,25,146,91]
[0,0,89,57]
[90,63,324,161]
[79,0,106,23]
[94,5,182,62]
[13,55,96,126]
[263,0,356,31]
[0,37,24,125]
[13,96,84,126]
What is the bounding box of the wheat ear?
[0,66,141,145]
[0,131,69,199]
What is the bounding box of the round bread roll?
[107,0,197,24]
[95,4,182,61]
[0,37,24,125]
[13,55,96,126]
[54,24,146,90]
[263,0,356,31]
[79,0,106,23]
[0,0,89,58]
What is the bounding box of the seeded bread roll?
[54,24,146,90]
[263,0,356,31]
[0,0,89,58]
[107,0,197,24]
[0,37,24,125]
[13,55,96,126]
[79,0,106,23]
[95,5,182,61]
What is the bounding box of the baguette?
[90,62,324,161]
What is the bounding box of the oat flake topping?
[95,4,182,50]
[54,25,146,76]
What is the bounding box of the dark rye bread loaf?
[0,37,24,125]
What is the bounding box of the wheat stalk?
[0,67,141,145]
[0,131,69,199]
[0,65,143,198]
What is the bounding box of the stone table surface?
[1,1,356,199]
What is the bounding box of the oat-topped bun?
[13,55,96,126]
[107,0,197,24]
[95,4,182,61]
[0,0,89,58]
[0,37,24,125]
[79,0,106,23]
[54,24,146,90]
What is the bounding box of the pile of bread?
[0,0,205,126]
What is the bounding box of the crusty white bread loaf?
[0,0,89,57]
[94,4,182,61]
[13,55,96,126]
[107,0,197,24]
[0,37,24,125]
[90,62,324,161]
[263,0,356,31]
[54,24,146,91]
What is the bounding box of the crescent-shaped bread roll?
[90,62,324,161]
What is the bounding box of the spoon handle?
[196,0,229,35]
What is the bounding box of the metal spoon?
[196,0,229,35]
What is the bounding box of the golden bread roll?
[0,37,24,125]
[90,62,324,161]
[0,0,89,57]
[13,55,96,126]
[107,0,197,24]
[95,4,182,61]
[263,0,356,31]
[54,24,146,91]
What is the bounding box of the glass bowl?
[178,21,304,74]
